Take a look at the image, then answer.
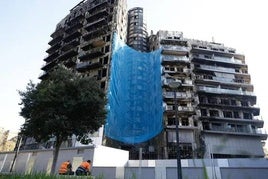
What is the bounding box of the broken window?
[203,122,210,130]
[180,144,193,159]
[227,124,236,132]
[201,109,207,116]
[105,45,110,53]
[208,97,218,104]
[231,99,236,106]
[199,96,207,103]
[236,125,245,132]
[233,111,240,118]
[181,118,189,126]
[243,112,252,119]
[106,35,111,42]
[204,74,213,80]
[167,117,175,125]
[223,111,233,118]
[103,56,108,64]
[102,68,107,77]
[210,110,219,117]
[100,81,105,89]
[211,123,222,130]
[241,101,248,106]
[221,98,230,105]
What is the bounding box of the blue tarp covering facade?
[104,34,163,144]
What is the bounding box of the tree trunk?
[50,137,62,175]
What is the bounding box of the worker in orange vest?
[75,160,92,176]
[58,160,73,175]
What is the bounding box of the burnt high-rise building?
[21,1,267,159]
[127,7,148,52]
[21,0,127,150]
[148,30,267,159]
[40,0,127,92]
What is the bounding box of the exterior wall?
[125,167,155,179]
[93,167,117,178]
[204,134,265,157]
[1,147,95,174]
[127,159,268,179]
[0,148,268,179]
[166,167,204,179]
[0,145,128,175]
[220,168,268,179]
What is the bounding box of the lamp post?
[169,80,182,179]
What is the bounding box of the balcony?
[63,29,82,43]
[161,55,189,64]
[160,39,188,46]
[162,78,193,88]
[195,76,253,91]
[200,116,264,128]
[86,8,110,22]
[78,48,105,61]
[66,11,84,26]
[50,27,65,39]
[192,54,246,67]
[44,51,60,63]
[64,57,77,68]
[58,47,78,61]
[76,61,103,72]
[199,102,260,116]
[81,37,106,51]
[48,35,63,46]
[65,19,83,34]
[165,105,195,113]
[41,60,57,71]
[214,55,243,64]
[82,26,108,41]
[46,42,61,54]
[38,71,48,80]
[203,126,267,140]
[166,125,198,131]
[195,64,236,73]
[191,45,244,60]
[162,68,191,75]
[161,45,188,55]
[197,86,255,96]
[87,1,110,14]
[61,38,80,52]
[84,18,107,31]
[163,91,192,99]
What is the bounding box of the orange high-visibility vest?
[79,161,91,171]
[58,161,70,174]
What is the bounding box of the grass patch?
[0,173,94,179]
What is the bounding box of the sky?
[1,0,268,146]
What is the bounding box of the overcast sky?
[1,0,267,146]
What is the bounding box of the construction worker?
[75,160,92,176]
[58,160,73,175]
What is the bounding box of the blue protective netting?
[104,33,163,144]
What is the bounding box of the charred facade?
[21,1,267,159]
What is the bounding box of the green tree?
[18,66,107,174]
